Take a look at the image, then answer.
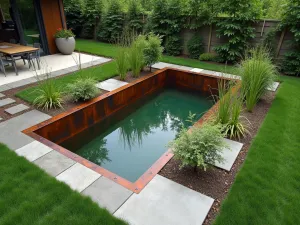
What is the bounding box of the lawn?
[0,144,127,225]
[214,76,300,224]
[76,39,237,74]
[16,61,117,104]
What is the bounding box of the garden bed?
[159,91,276,225]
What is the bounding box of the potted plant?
[54,28,75,55]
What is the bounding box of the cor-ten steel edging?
[23,67,240,194]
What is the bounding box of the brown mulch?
[159,90,276,225]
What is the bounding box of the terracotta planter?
[55,37,75,55]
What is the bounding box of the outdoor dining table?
[0,42,39,75]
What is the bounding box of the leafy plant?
[54,28,75,38]
[169,122,227,171]
[116,49,128,80]
[281,47,300,76]
[97,0,124,43]
[187,34,204,59]
[66,77,99,102]
[165,35,182,56]
[127,0,143,33]
[199,52,217,61]
[214,0,260,63]
[128,45,144,78]
[33,73,63,110]
[240,47,277,111]
[143,33,164,71]
[64,0,84,37]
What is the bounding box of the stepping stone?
[114,175,214,225]
[96,79,128,91]
[82,177,133,213]
[34,150,76,177]
[190,68,204,73]
[56,163,101,192]
[15,141,53,162]
[0,98,15,107]
[267,82,279,92]
[0,110,51,150]
[212,138,243,171]
[5,104,29,115]
[0,93,5,98]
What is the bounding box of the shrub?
[165,35,182,56]
[128,45,144,78]
[187,35,204,59]
[281,49,300,76]
[143,33,163,71]
[54,28,75,38]
[169,122,227,171]
[64,0,84,37]
[66,77,99,102]
[240,47,277,112]
[116,49,128,80]
[33,73,63,110]
[127,0,143,33]
[199,52,217,61]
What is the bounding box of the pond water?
[61,89,213,182]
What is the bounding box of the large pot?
[55,37,75,55]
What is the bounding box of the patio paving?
[212,138,244,171]
[56,163,101,192]
[96,78,128,91]
[114,175,214,225]
[190,68,204,73]
[0,52,111,87]
[0,98,15,107]
[0,110,51,150]
[267,81,280,92]
[0,93,5,98]
[82,177,133,213]
[15,141,53,162]
[5,104,29,115]
[34,150,76,176]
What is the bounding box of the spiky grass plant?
[128,44,144,77]
[116,49,128,80]
[240,46,277,112]
[215,79,232,124]
[33,73,63,110]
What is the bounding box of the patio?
[0,52,111,88]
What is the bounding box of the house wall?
[39,0,66,54]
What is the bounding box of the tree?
[143,33,163,71]
[127,0,143,33]
[64,0,84,37]
[214,0,260,63]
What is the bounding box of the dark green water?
[61,89,212,182]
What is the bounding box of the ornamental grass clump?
[169,122,227,171]
[66,77,99,102]
[33,73,63,110]
[128,44,144,78]
[116,49,128,80]
[240,47,277,112]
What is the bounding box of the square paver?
[267,82,279,92]
[34,150,76,176]
[0,98,15,107]
[0,93,5,98]
[190,68,204,73]
[178,66,193,71]
[56,163,101,192]
[212,138,243,171]
[96,79,128,91]
[152,62,174,69]
[82,177,133,213]
[5,104,29,115]
[114,175,214,225]
[0,110,51,150]
[15,141,53,162]
[199,70,217,76]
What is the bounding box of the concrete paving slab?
[213,138,243,171]
[34,150,76,176]
[0,85,11,92]
[15,141,53,162]
[56,163,101,192]
[152,62,175,69]
[82,177,133,213]
[199,70,217,76]
[0,117,3,121]
[178,66,193,71]
[0,98,15,107]
[214,72,241,80]
[267,82,279,92]
[0,93,5,98]
[5,104,29,115]
[96,79,128,91]
[0,110,51,150]
[190,68,204,73]
[114,175,214,225]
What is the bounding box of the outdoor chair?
[8,39,26,65]
[22,42,41,70]
[0,54,10,76]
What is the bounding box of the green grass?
[214,76,300,225]
[16,61,117,104]
[76,39,237,74]
[0,144,127,225]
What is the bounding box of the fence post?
[207,24,213,53]
[276,28,287,58]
